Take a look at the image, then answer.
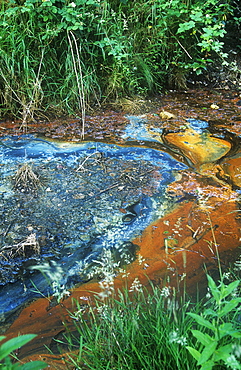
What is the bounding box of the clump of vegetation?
[0,334,47,369]
[13,163,42,193]
[187,274,241,370]
[0,233,40,259]
[0,0,240,123]
[60,283,196,369]
[56,272,241,370]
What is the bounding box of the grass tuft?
[53,271,241,370]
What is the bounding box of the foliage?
[187,274,241,370]
[58,285,197,369]
[50,272,241,370]
[0,334,47,369]
[0,0,239,120]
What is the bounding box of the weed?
[30,261,71,303]
[13,163,42,193]
[187,274,241,370]
[0,233,40,259]
[60,285,197,370]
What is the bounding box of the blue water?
[0,135,187,322]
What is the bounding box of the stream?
[0,89,241,366]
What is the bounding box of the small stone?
[210,104,219,109]
[159,111,176,120]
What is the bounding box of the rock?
[159,111,176,120]
[210,104,219,109]
[164,128,231,167]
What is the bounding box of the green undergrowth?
[0,0,240,122]
[1,265,241,369]
[53,273,241,370]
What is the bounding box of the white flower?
[223,272,231,281]
[96,304,110,319]
[79,296,89,301]
[232,343,241,358]
[169,329,187,346]
[123,19,128,30]
[119,268,130,278]
[160,286,170,298]
[226,354,240,369]
[206,287,211,299]
[138,254,146,265]
[129,278,143,293]
[69,2,76,7]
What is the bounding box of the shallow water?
[0,135,187,321]
[1,89,241,365]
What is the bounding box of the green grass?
[63,287,197,369]
[0,0,239,122]
[54,273,241,370]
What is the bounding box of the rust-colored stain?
[1,88,241,368]
[164,128,231,167]
[221,155,241,188]
[18,352,77,369]
[0,89,241,143]
[5,198,241,363]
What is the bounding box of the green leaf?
[219,299,241,318]
[207,275,220,303]
[187,313,215,331]
[218,322,234,339]
[191,330,214,346]
[198,341,217,365]
[177,20,196,34]
[221,280,240,300]
[203,308,218,317]
[0,334,36,361]
[218,323,241,339]
[0,336,6,342]
[196,68,203,75]
[214,344,232,362]
[20,361,48,369]
[230,331,241,339]
[190,11,203,22]
[216,322,241,339]
[200,360,215,370]
[186,346,201,361]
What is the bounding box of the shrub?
[0,0,238,119]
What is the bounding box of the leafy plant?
[186,274,241,370]
[0,334,47,369]
[0,0,239,122]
